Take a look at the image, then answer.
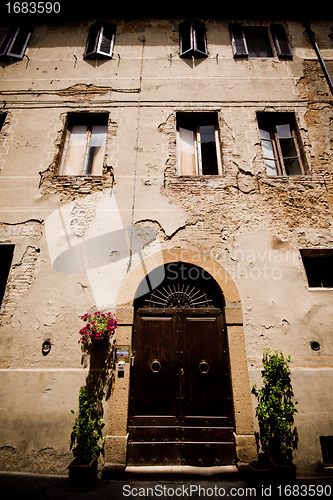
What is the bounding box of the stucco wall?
[0,17,333,476]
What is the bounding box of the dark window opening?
[257,112,308,176]
[0,114,6,131]
[244,27,273,58]
[300,250,333,288]
[177,113,221,176]
[179,19,208,59]
[320,436,333,466]
[0,245,14,307]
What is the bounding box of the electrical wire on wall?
[127,35,146,273]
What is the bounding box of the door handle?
[150,359,161,373]
[179,367,184,400]
[199,360,209,374]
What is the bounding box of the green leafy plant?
[251,349,298,463]
[70,388,105,462]
[79,311,117,344]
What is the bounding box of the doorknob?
[150,359,161,373]
[179,367,184,400]
[199,360,209,374]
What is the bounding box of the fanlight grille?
[145,283,213,308]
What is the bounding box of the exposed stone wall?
[39,110,117,200]
[0,221,43,318]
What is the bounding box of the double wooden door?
[127,307,235,466]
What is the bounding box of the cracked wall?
[1,17,333,475]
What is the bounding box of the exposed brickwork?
[39,114,117,201]
[0,221,43,318]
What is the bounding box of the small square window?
[257,112,308,176]
[300,250,333,288]
[320,436,333,466]
[58,114,108,176]
[177,113,222,176]
[0,245,14,307]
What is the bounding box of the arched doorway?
[127,262,235,467]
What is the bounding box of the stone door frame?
[104,247,256,470]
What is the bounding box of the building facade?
[1,8,333,477]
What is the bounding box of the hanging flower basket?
[79,311,117,345]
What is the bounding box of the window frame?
[257,112,307,176]
[84,21,116,60]
[179,19,208,59]
[58,114,109,177]
[176,113,223,176]
[229,23,293,59]
[300,250,333,289]
[0,26,33,60]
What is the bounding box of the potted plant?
[250,349,298,484]
[79,311,117,351]
[68,387,105,490]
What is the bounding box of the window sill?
[54,175,103,179]
[307,287,333,291]
[177,174,223,178]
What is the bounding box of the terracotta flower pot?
[68,456,98,490]
[248,455,272,485]
[270,457,297,484]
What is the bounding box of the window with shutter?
[230,23,293,59]
[0,26,33,60]
[257,112,308,176]
[177,113,222,176]
[59,114,108,176]
[179,19,208,59]
[84,22,116,59]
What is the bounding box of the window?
[0,26,33,61]
[179,19,208,59]
[0,245,14,307]
[257,113,307,176]
[320,436,333,466]
[0,114,6,130]
[177,113,222,175]
[84,22,116,59]
[300,250,333,288]
[230,23,293,59]
[59,114,108,176]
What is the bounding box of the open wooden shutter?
[229,23,248,58]
[84,22,116,59]
[61,125,88,176]
[179,19,193,58]
[96,24,116,58]
[178,126,197,175]
[0,26,33,60]
[193,20,208,58]
[270,24,293,58]
[0,27,16,58]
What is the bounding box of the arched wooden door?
[127,266,235,466]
